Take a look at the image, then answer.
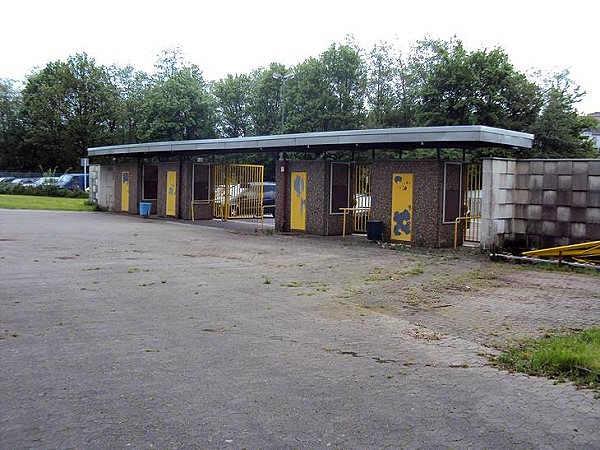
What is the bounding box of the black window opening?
[443,162,462,223]
[142,165,158,200]
[193,164,210,201]
[330,163,350,214]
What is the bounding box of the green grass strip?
[0,194,97,212]
[494,328,600,392]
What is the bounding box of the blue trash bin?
[139,202,151,218]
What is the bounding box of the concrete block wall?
[89,164,117,210]
[480,159,516,248]
[481,158,600,249]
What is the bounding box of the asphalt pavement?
[1,209,598,449]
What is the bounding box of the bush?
[0,183,88,198]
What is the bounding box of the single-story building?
[88,126,535,247]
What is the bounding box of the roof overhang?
[88,125,534,157]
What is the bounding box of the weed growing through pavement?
[492,328,600,394]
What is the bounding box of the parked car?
[33,176,60,187]
[214,183,243,205]
[230,182,276,217]
[18,177,40,187]
[57,173,88,191]
[354,193,371,218]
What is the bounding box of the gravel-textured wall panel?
[157,163,180,218]
[276,160,327,234]
[371,159,445,247]
[114,163,140,215]
[275,159,459,244]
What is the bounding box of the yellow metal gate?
[463,163,482,243]
[353,163,371,233]
[212,164,264,219]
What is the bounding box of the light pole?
[272,72,294,134]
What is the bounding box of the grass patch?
[493,328,600,393]
[399,263,425,276]
[0,194,97,211]
[364,267,394,283]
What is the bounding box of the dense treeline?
[0,38,597,172]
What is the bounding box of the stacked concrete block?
[480,158,515,247]
[89,164,118,211]
[481,158,600,250]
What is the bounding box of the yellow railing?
[353,164,371,233]
[454,215,481,249]
[212,164,264,219]
[463,163,482,242]
[340,207,365,237]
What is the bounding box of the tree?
[109,65,151,144]
[139,65,216,142]
[365,42,416,128]
[319,41,367,131]
[212,73,254,138]
[367,42,399,128]
[528,71,597,158]
[20,54,118,170]
[248,63,285,136]
[0,79,25,170]
[285,57,327,133]
[286,42,367,133]
[154,46,188,80]
[413,38,541,132]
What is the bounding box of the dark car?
[230,182,276,217]
[57,173,89,191]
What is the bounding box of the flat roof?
[88,125,534,157]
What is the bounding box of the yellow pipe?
[340,207,366,237]
[453,216,480,249]
[523,241,600,257]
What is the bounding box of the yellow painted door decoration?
[166,171,177,217]
[391,173,413,242]
[121,171,129,212]
[290,171,307,231]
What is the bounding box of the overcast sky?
[2,0,598,113]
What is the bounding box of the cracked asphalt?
[1,209,599,449]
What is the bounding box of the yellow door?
[121,171,129,212]
[391,173,413,242]
[290,171,307,231]
[166,171,177,217]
